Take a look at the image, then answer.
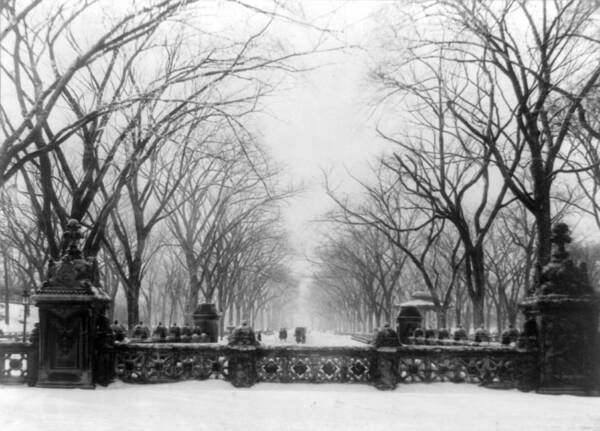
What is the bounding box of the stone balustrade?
[109,341,535,390]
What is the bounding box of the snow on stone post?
[519,223,600,395]
[226,321,260,387]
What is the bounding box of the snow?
[0,304,38,335]
[1,380,599,431]
[260,330,367,347]
[1,330,599,430]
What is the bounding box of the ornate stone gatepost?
[32,220,111,388]
[226,321,259,387]
[519,223,600,395]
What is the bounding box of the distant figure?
[110,320,126,342]
[257,331,262,342]
[279,327,288,342]
[294,327,306,344]
[199,332,209,343]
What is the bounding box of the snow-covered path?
[261,330,366,347]
[1,380,599,431]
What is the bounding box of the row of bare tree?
[312,0,600,332]
[0,0,314,330]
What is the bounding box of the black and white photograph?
[1,0,600,430]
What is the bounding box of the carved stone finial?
[373,323,400,348]
[550,222,571,261]
[538,223,593,296]
[41,219,102,293]
[61,219,84,259]
[228,322,259,346]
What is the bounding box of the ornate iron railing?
[1,339,536,389]
[0,341,34,385]
[112,342,536,390]
[255,346,375,384]
[394,345,536,388]
[114,342,227,383]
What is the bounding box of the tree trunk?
[535,194,553,280]
[4,251,9,325]
[468,247,486,328]
[464,303,472,334]
[437,308,447,329]
[455,299,462,328]
[187,279,199,324]
[126,287,140,331]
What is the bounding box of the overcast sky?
[256,1,390,274]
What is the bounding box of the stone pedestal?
[31,219,112,388]
[521,295,599,395]
[192,303,220,342]
[519,223,600,395]
[33,291,109,388]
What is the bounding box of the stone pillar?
[226,346,257,388]
[519,223,600,395]
[373,347,398,390]
[193,303,220,342]
[32,219,112,389]
[396,306,422,344]
[372,324,400,390]
[226,321,259,387]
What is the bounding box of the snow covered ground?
[1,380,599,431]
[260,330,366,347]
[1,329,599,430]
[0,304,38,334]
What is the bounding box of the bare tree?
[392,0,600,272]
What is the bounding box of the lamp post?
[22,289,30,342]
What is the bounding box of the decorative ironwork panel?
[254,346,375,384]
[346,357,371,382]
[289,356,313,381]
[0,343,32,385]
[396,346,537,389]
[111,342,536,391]
[256,356,284,382]
[114,343,226,383]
